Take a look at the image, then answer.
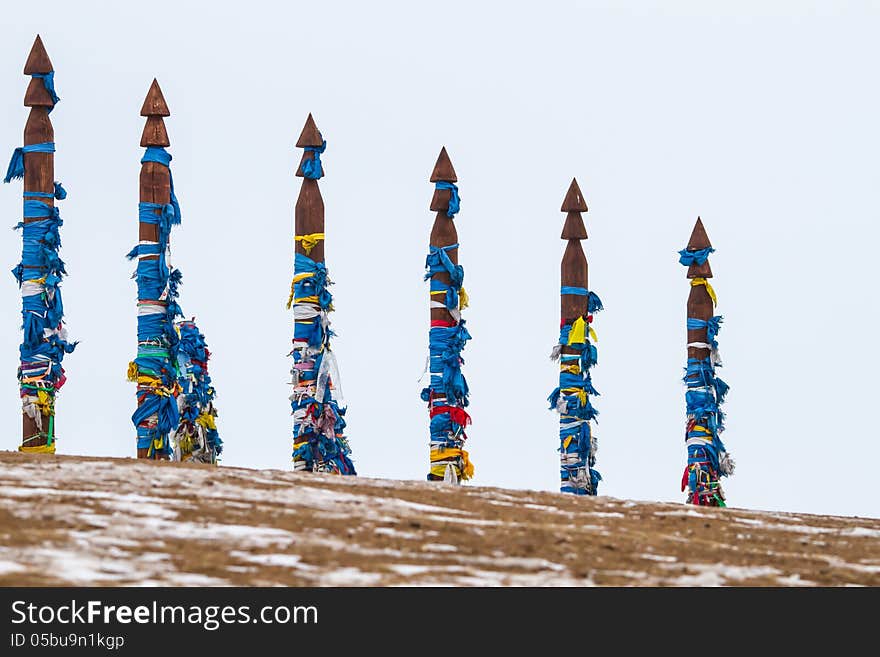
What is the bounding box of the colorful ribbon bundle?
[126,146,184,458]
[679,246,734,506]
[172,319,222,464]
[548,289,603,495]
[421,183,473,483]
[5,68,76,454]
[5,153,76,453]
[287,141,355,475]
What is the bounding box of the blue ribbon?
[140,147,182,224]
[4,142,55,183]
[687,315,723,348]
[31,72,60,111]
[435,181,460,217]
[678,246,715,266]
[301,140,326,179]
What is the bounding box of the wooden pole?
[422,147,472,483]
[681,217,734,505]
[131,79,178,460]
[551,178,602,495]
[11,35,75,454]
[289,114,355,475]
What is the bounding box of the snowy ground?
[0,451,877,586]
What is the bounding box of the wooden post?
[422,147,473,483]
[129,79,182,460]
[288,114,355,475]
[7,35,76,454]
[680,217,734,505]
[550,178,602,495]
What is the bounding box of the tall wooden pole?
[421,147,473,483]
[128,79,182,460]
[680,217,734,505]
[550,178,602,495]
[288,114,355,475]
[5,35,76,454]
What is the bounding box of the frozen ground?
[0,451,877,586]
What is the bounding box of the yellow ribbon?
[295,233,325,255]
[459,287,469,311]
[19,443,55,454]
[177,432,194,456]
[34,389,54,416]
[568,316,587,345]
[560,387,588,405]
[691,278,717,306]
[126,361,138,382]
[196,412,216,431]
[589,326,598,342]
[430,448,474,480]
[560,363,581,375]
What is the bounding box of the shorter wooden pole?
[680,217,734,506]
[550,178,602,495]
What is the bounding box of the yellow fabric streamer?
[568,316,587,345]
[560,363,581,375]
[126,361,138,382]
[459,287,469,310]
[34,389,54,417]
[178,432,194,456]
[19,443,55,454]
[692,424,713,438]
[295,233,325,255]
[196,413,216,431]
[287,272,317,308]
[561,387,587,405]
[430,448,474,480]
[589,325,598,342]
[691,278,717,305]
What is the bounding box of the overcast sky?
[1,1,878,519]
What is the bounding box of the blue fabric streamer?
[31,72,60,111]
[140,147,182,225]
[551,293,603,495]
[435,181,460,217]
[4,142,55,183]
[301,140,326,179]
[678,246,715,266]
[687,315,723,348]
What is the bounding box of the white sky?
[1,1,878,519]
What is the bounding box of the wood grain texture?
[428,148,458,325]
[23,35,52,75]
[560,177,589,323]
[685,217,714,361]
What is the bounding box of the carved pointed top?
[296,113,323,148]
[687,216,712,250]
[23,35,53,74]
[429,147,457,182]
[140,79,170,117]
[561,212,588,240]
[561,177,588,212]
